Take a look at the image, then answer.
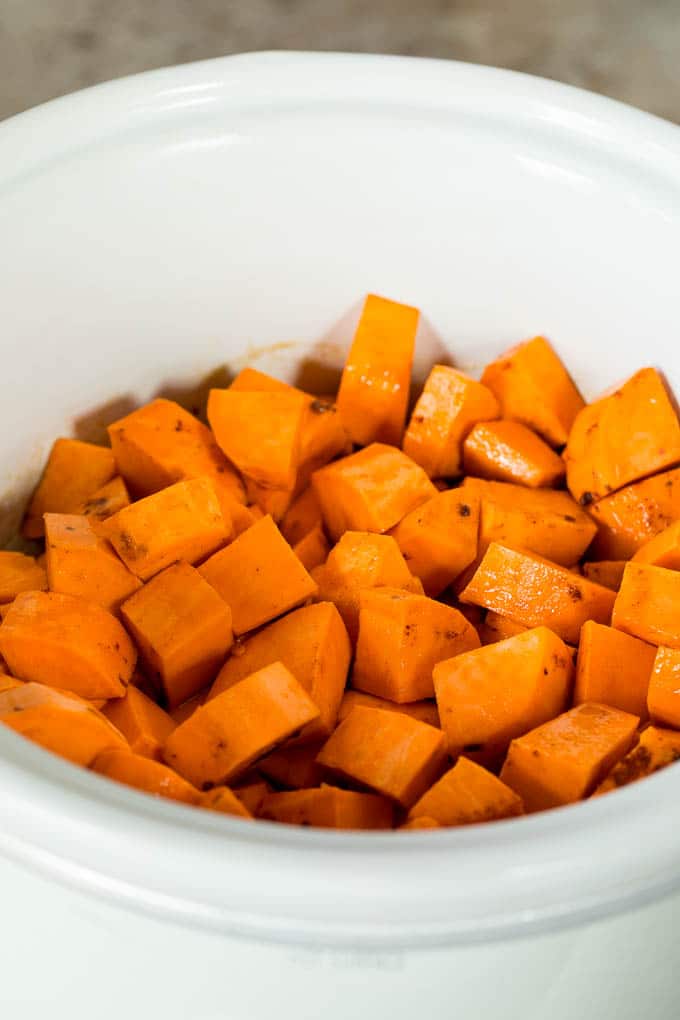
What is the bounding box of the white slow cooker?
[1,52,679,1020]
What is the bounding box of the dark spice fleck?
[567,584,583,601]
[175,420,184,432]
[310,398,335,415]
[463,743,483,752]
[579,491,595,506]
[458,503,471,518]
[563,514,576,523]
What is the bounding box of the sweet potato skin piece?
[581,561,627,591]
[613,562,680,649]
[336,293,419,447]
[121,562,234,710]
[408,757,524,826]
[198,515,317,636]
[460,543,615,645]
[163,662,320,787]
[574,621,655,719]
[403,366,500,478]
[588,466,680,560]
[389,490,480,597]
[433,627,573,760]
[481,336,584,448]
[92,748,200,804]
[353,587,480,702]
[337,689,440,728]
[0,552,47,603]
[260,784,394,829]
[316,705,447,808]
[103,685,176,761]
[200,786,253,818]
[0,590,136,700]
[500,702,639,811]
[209,602,350,742]
[312,443,437,542]
[22,438,117,539]
[463,420,565,489]
[565,368,680,504]
[647,646,680,728]
[594,725,680,794]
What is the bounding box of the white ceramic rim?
[1,51,680,949]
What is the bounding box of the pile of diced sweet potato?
[1,293,680,830]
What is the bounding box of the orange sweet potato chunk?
[565,368,680,505]
[408,757,524,826]
[23,438,117,539]
[280,487,324,546]
[75,477,131,533]
[316,705,447,808]
[198,515,317,635]
[258,742,325,790]
[121,561,233,709]
[103,685,176,761]
[612,562,680,649]
[463,420,565,489]
[500,703,639,811]
[574,621,655,719]
[403,366,500,478]
[581,561,627,591]
[92,747,200,804]
[588,466,680,560]
[400,816,441,830]
[647,646,680,729]
[260,785,394,830]
[479,611,528,645]
[45,513,142,612]
[232,779,272,816]
[336,293,419,447]
[594,725,680,794]
[433,627,573,760]
[102,476,229,581]
[460,543,615,645]
[337,689,439,728]
[353,587,480,703]
[389,489,480,597]
[0,552,47,603]
[293,524,330,572]
[209,602,349,742]
[163,662,320,787]
[0,591,136,699]
[200,786,253,819]
[312,443,437,542]
[481,336,584,447]
[631,520,680,570]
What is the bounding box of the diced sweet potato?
[316,705,447,808]
[631,520,680,570]
[75,476,131,531]
[389,490,480,596]
[293,525,329,572]
[232,779,272,816]
[463,420,566,489]
[408,757,523,826]
[647,646,680,728]
[336,293,419,446]
[337,689,440,728]
[23,438,117,539]
[581,561,627,591]
[163,662,320,787]
[312,443,437,542]
[481,336,584,447]
[257,742,325,789]
[92,747,200,804]
[0,552,47,603]
[103,685,176,760]
[433,627,573,760]
[500,703,639,811]
[588,466,680,560]
[594,725,680,794]
[574,621,655,719]
[612,562,680,649]
[121,562,233,709]
[0,674,23,694]
[200,786,253,818]
[229,502,262,538]
[0,590,136,699]
[460,543,615,645]
[168,690,206,725]
[198,515,317,635]
[403,366,500,478]
[479,611,528,645]
[353,587,480,702]
[400,816,441,830]
[260,784,394,829]
[280,487,324,546]
[565,368,680,504]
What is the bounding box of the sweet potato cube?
[103,685,176,761]
[500,703,639,811]
[316,705,447,808]
[632,520,680,570]
[408,756,523,826]
[463,420,566,489]
[108,398,244,507]
[353,588,480,703]
[0,552,47,603]
[594,725,680,794]
[45,513,142,612]
[232,779,272,816]
[336,293,419,447]
[574,621,655,719]
[613,562,680,649]
[92,747,200,804]
[403,366,499,478]
[647,646,680,728]
[337,689,440,728]
[260,784,394,830]
[433,627,573,759]
[461,543,615,645]
[0,590,136,699]
[389,490,480,596]
[312,443,437,542]
[209,602,349,741]
[163,662,320,787]
[565,368,680,504]
[479,611,528,645]
[293,525,329,572]
[581,561,627,591]
[280,487,324,546]
[257,742,325,789]
[0,674,23,694]
[481,336,584,447]
[23,438,116,539]
[198,515,317,635]
[400,816,441,830]
[168,691,205,725]
[102,476,229,581]
[200,786,253,819]
[0,682,127,765]
[75,476,131,532]
[588,466,680,560]
[121,562,233,709]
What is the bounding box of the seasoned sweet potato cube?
[257,742,325,789]
[479,611,528,645]
[103,685,176,761]
[588,466,680,560]
[232,779,272,816]
[292,525,329,572]
[0,552,47,603]
[594,725,680,794]
[403,366,499,478]
[408,757,523,826]
[121,562,233,709]
[200,786,253,819]
[400,816,441,830]
[23,438,116,539]
[260,785,394,829]
[92,748,200,804]
[632,520,680,570]
[75,476,131,532]
[280,487,324,546]
[463,420,565,489]
[337,689,439,728]
[574,621,655,719]
[0,590,136,699]
[581,561,627,591]
[613,562,680,649]
[647,646,680,728]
